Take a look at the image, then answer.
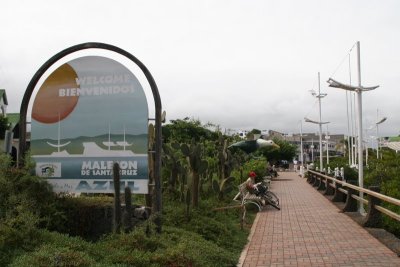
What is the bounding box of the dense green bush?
[163,197,249,252]
[240,157,268,180]
[325,157,358,181]
[0,118,260,266]
[9,207,246,267]
[364,148,400,237]
[0,154,61,265]
[258,138,296,165]
[0,115,9,139]
[0,150,251,266]
[51,196,114,240]
[325,149,400,237]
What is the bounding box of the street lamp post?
[327,41,379,214]
[376,114,387,159]
[364,128,370,167]
[306,72,328,172]
[305,117,330,171]
[299,120,306,165]
[311,139,314,162]
[325,134,330,165]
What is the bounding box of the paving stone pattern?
[239,172,400,267]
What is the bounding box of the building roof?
[386,141,400,151]
[0,89,8,105]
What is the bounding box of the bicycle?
[255,179,280,210]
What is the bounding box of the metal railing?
[306,169,400,227]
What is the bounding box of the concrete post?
[363,186,382,228]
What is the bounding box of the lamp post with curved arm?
[327,41,379,214]
[305,72,328,172]
[304,117,330,171]
[376,115,387,159]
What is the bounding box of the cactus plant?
[216,133,236,180]
[185,185,191,221]
[212,176,235,200]
[181,138,208,207]
[178,165,189,202]
[146,124,155,209]
[113,162,121,234]
[162,142,183,193]
[216,133,227,181]
[123,186,133,232]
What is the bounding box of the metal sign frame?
[19,42,162,214]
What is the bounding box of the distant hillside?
[388,136,400,142]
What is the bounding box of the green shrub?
[51,196,114,240]
[162,198,249,253]
[152,227,237,267]
[0,154,60,266]
[325,157,358,181]
[10,244,96,267]
[241,158,268,179]
[0,115,9,139]
[0,123,254,267]
[0,204,41,266]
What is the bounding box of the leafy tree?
[258,138,296,165]
[249,129,261,134]
[162,118,218,143]
[0,115,9,139]
[245,128,261,140]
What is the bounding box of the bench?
[230,177,274,226]
[233,176,273,209]
[233,182,263,223]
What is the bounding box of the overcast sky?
[1,0,399,138]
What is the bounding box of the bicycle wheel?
[263,191,280,210]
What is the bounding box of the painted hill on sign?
[31,134,147,155]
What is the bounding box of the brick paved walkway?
[238,172,400,267]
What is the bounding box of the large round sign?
[31,56,149,194]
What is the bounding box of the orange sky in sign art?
[32,64,79,124]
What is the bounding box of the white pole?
[366,138,369,166]
[300,121,304,165]
[376,109,379,159]
[349,91,355,166]
[364,128,369,166]
[311,139,314,162]
[351,92,357,166]
[356,41,365,214]
[326,139,329,165]
[326,125,330,165]
[347,56,352,166]
[346,97,351,165]
[318,72,323,171]
[57,113,61,153]
[354,93,358,167]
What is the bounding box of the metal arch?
[19,42,163,215]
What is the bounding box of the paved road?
[238,171,400,267]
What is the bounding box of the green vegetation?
[0,151,252,266]
[3,118,296,267]
[258,138,297,165]
[324,148,400,237]
[0,114,10,139]
[364,148,400,237]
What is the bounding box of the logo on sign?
[36,163,62,177]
